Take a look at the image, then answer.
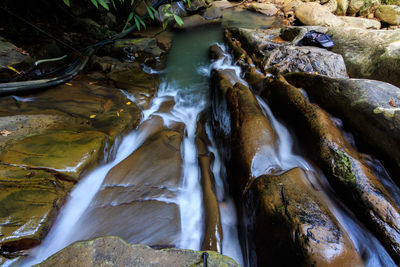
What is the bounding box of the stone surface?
[174,14,221,30]
[72,122,184,247]
[37,236,240,267]
[225,27,348,78]
[348,0,365,15]
[245,167,363,267]
[376,5,400,25]
[0,131,106,180]
[281,26,400,87]
[203,6,223,20]
[0,166,73,255]
[0,36,29,79]
[248,3,279,16]
[340,16,381,29]
[264,75,400,262]
[295,2,344,27]
[210,69,278,193]
[196,118,222,252]
[285,72,400,173]
[335,0,348,15]
[184,0,207,12]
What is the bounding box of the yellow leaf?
[0,129,12,136]
[117,112,120,117]
[90,115,96,119]
[126,101,132,105]
[7,66,21,74]
[65,83,72,86]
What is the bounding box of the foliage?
[62,0,187,30]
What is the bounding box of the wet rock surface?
[246,167,362,267]
[0,166,73,256]
[196,118,223,252]
[285,72,400,174]
[0,37,30,80]
[264,76,400,262]
[37,236,240,267]
[72,115,184,247]
[0,34,169,259]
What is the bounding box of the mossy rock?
[36,236,240,267]
[0,166,73,254]
[0,131,106,180]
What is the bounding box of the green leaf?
[173,14,184,26]
[97,0,110,10]
[162,4,171,13]
[147,7,154,20]
[162,19,169,30]
[127,11,134,22]
[63,0,71,6]
[136,15,146,28]
[134,16,141,30]
[150,6,158,14]
[164,11,172,18]
[90,0,99,8]
[110,0,117,9]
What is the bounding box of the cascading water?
[20,26,244,266]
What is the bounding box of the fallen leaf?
[25,171,35,178]
[271,36,285,43]
[89,115,96,119]
[65,83,72,86]
[0,129,11,136]
[7,66,21,74]
[103,99,113,112]
[14,47,29,56]
[119,109,125,113]
[126,101,132,105]
[117,112,120,117]
[389,99,396,107]
[88,82,97,85]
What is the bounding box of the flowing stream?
[16,11,399,267]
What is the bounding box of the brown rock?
[246,167,363,267]
[264,75,400,262]
[73,127,184,247]
[37,236,240,267]
[295,2,344,27]
[196,119,223,252]
[0,166,73,255]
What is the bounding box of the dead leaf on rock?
[389,99,396,107]
[0,129,12,136]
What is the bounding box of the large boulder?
[264,75,400,262]
[281,26,400,87]
[285,72,400,173]
[348,0,365,15]
[245,167,363,267]
[336,0,349,15]
[247,3,279,16]
[0,131,106,181]
[295,2,343,27]
[0,166,73,256]
[376,5,400,25]
[37,236,240,266]
[225,27,348,78]
[339,16,381,29]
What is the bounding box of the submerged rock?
[246,167,362,267]
[264,76,400,262]
[285,72,400,174]
[37,236,240,266]
[0,166,73,256]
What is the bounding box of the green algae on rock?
[0,131,107,181]
[264,76,400,262]
[285,72,400,174]
[36,236,240,267]
[0,166,73,255]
